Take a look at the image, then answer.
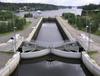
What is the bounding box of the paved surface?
[0,17,40,70]
[0,17,40,43]
[0,52,13,69]
[0,36,23,52]
[59,17,100,51]
[60,17,100,65]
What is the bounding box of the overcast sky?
[0,0,100,6]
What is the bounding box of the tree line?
[62,12,100,35]
[0,2,58,11]
[78,4,100,10]
[0,11,26,33]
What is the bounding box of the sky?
[0,0,100,6]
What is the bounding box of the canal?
[11,55,93,76]
[35,22,64,47]
[11,18,94,76]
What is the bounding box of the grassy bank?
[0,10,28,34]
[0,21,31,35]
[88,51,100,65]
[62,11,100,36]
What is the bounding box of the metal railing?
[22,40,79,52]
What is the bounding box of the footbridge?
[20,17,81,53]
[22,40,79,52]
[0,17,100,76]
[56,17,90,51]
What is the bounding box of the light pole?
[86,25,89,52]
[13,27,16,52]
[85,10,90,52]
[88,22,92,52]
[86,22,92,52]
[86,26,88,36]
[12,11,17,53]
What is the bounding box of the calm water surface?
[11,55,93,76]
[12,8,94,76]
[16,8,82,17]
[35,22,64,47]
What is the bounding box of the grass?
[62,16,100,36]
[0,21,32,35]
[88,51,98,59]
[95,30,100,36]
[23,21,32,29]
[0,31,13,36]
[88,51,100,66]
[0,51,14,55]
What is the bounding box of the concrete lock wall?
[82,52,100,76]
[56,17,75,42]
[26,17,43,42]
[21,49,81,59]
[32,18,43,40]
[42,17,69,41]
[0,52,20,76]
[28,17,69,42]
[21,49,50,59]
[51,49,81,59]
[56,18,69,41]
[0,35,23,52]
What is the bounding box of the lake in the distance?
[11,55,94,76]
[16,8,83,17]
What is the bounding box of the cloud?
[1,0,100,6]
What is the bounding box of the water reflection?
[16,8,82,17]
[11,55,93,76]
[35,22,64,47]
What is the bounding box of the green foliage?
[92,13,100,24]
[62,13,76,25]
[89,12,100,33]
[62,12,100,35]
[0,11,26,34]
[82,10,100,16]
[76,16,85,30]
[95,31,100,35]
[0,22,7,33]
[90,21,99,33]
[24,13,33,18]
[15,18,26,30]
[0,2,58,11]
[82,4,100,10]
[0,11,13,21]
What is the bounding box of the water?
[11,55,93,76]
[35,22,64,47]
[16,8,82,17]
[40,8,82,17]
[13,9,94,76]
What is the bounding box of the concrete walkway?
[0,17,40,70]
[0,52,13,69]
[59,17,100,51]
[59,17,100,65]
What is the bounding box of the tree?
[0,11,26,34]
[0,11,13,20]
[62,13,76,24]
